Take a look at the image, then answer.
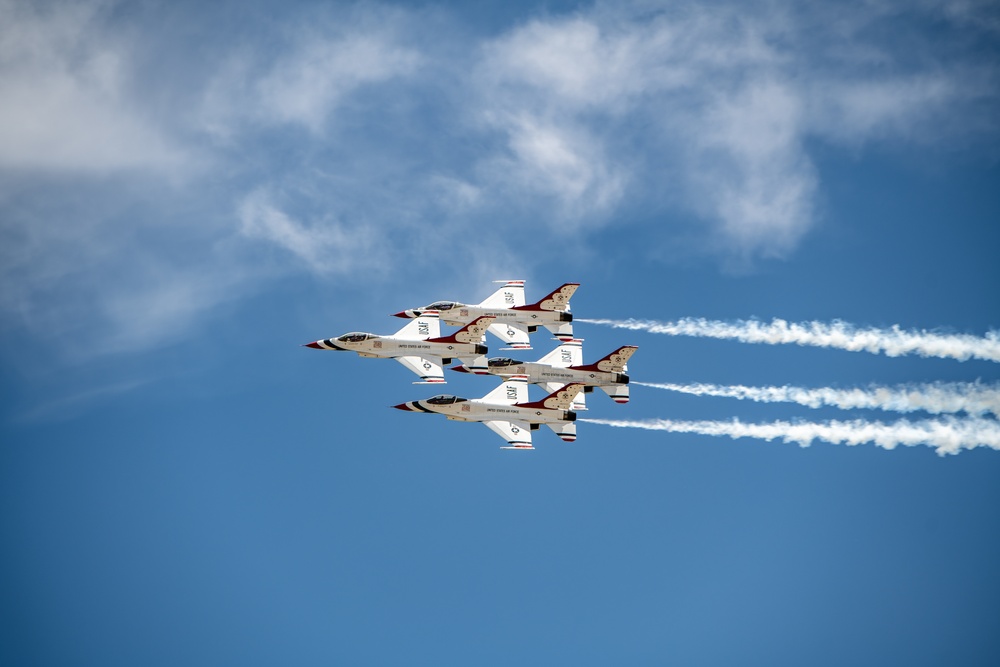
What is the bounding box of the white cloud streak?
[0,0,186,171]
[581,416,1000,456]
[635,380,1000,417]
[469,1,994,259]
[17,378,148,422]
[580,318,1000,363]
[2,0,997,356]
[238,190,382,275]
[201,19,421,136]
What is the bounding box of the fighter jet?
[393,280,578,350]
[452,339,637,409]
[392,376,584,449]
[303,312,493,384]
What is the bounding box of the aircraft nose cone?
[450,365,469,373]
[392,402,415,411]
[303,341,323,349]
[392,310,414,319]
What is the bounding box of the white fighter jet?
[451,339,637,409]
[392,376,584,449]
[393,280,578,350]
[303,312,493,384]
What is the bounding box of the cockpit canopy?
[425,394,469,405]
[488,357,524,367]
[336,332,372,343]
[424,301,460,311]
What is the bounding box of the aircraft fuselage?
[402,303,572,330]
[485,362,628,388]
[311,333,486,361]
[395,397,574,425]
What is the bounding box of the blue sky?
[2,0,999,664]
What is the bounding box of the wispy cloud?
[16,378,149,422]
[0,0,187,171]
[468,1,994,259]
[475,112,626,221]
[201,10,422,136]
[1,0,996,357]
[237,189,383,275]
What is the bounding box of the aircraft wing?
[488,322,532,349]
[395,355,446,384]
[484,419,534,449]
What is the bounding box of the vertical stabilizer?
[541,381,587,410]
[599,384,631,404]
[527,283,578,312]
[574,345,637,373]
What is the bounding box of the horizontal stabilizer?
[600,384,631,404]
[543,322,575,341]
[545,421,577,442]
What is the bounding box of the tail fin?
[392,311,441,339]
[536,339,583,368]
[523,283,578,312]
[452,355,489,374]
[427,316,495,344]
[545,421,577,442]
[478,280,526,308]
[599,385,630,404]
[541,381,587,410]
[571,345,637,373]
[515,383,585,410]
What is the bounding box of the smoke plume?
[580,416,1000,456]
[578,318,1000,363]
[634,381,1000,417]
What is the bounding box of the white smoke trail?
[578,318,1000,363]
[634,380,1000,417]
[580,416,1000,456]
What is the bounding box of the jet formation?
[304,280,636,449]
